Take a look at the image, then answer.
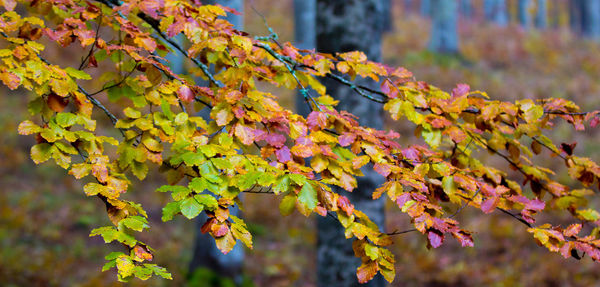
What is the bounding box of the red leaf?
[525,199,545,211]
[275,146,292,163]
[591,116,600,128]
[338,132,356,147]
[564,224,582,237]
[211,223,229,237]
[452,231,474,247]
[395,193,411,208]
[452,83,470,97]
[201,218,215,234]
[306,111,327,130]
[560,242,573,259]
[337,196,354,216]
[428,230,444,248]
[177,85,194,103]
[401,147,420,162]
[481,197,498,214]
[373,163,391,177]
[265,133,286,148]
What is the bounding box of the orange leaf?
[356,261,378,284]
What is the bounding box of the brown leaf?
[47,93,69,112]
[356,261,378,284]
[560,142,577,156]
[531,140,542,155]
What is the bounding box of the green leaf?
[364,243,379,261]
[576,209,600,221]
[442,176,456,195]
[156,185,189,194]
[188,178,207,193]
[116,255,135,278]
[144,264,172,280]
[211,157,233,170]
[133,265,153,280]
[65,67,92,80]
[230,215,253,249]
[131,161,148,180]
[124,107,141,118]
[422,128,442,149]
[194,194,218,211]
[162,202,180,222]
[54,141,78,155]
[84,182,110,196]
[273,175,290,194]
[180,197,203,219]
[102,260,117,272]
[237,171,262,190]
[18,120,41,135]
[55,112,77,127]
[279,194,296,216]
[298,182,318,211]
[181,151,205,166]
[30,143,53,164]
[120,216,149,232]
[199,162,222,183]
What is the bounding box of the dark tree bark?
[188,1,245,285]
[581,0,600,39]
[569,0,583,34]
[535,0,548,29]
[316,1,386,286]
[382,0,393,32]
[294,0,316,118]
[484,0,509,26]
[429,0,459,54]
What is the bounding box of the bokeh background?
[2,0,600,286]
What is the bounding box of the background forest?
[2,0,600,286]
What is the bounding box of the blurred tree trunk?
[581,0,600,39]
[383,0,393,32]
[316,0,386,286]
[294,0,316,118]
[550,0,559,28]
[188,1,245,285]
[484,0,509,26]
[404,0,414,14]
[460,0,473,19]
[535,0,548,28]
[421,0,431,17]
[569,0,583,34]
[518,0,532,27]
[429,0,459,54]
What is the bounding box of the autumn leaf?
[306,111,327,130]
[428,230,444,248]
[0,70,20,89]
[356,261,378,284]
[177,85,194,103]
[297,182,318,212]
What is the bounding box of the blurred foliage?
[2,0,600,286]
